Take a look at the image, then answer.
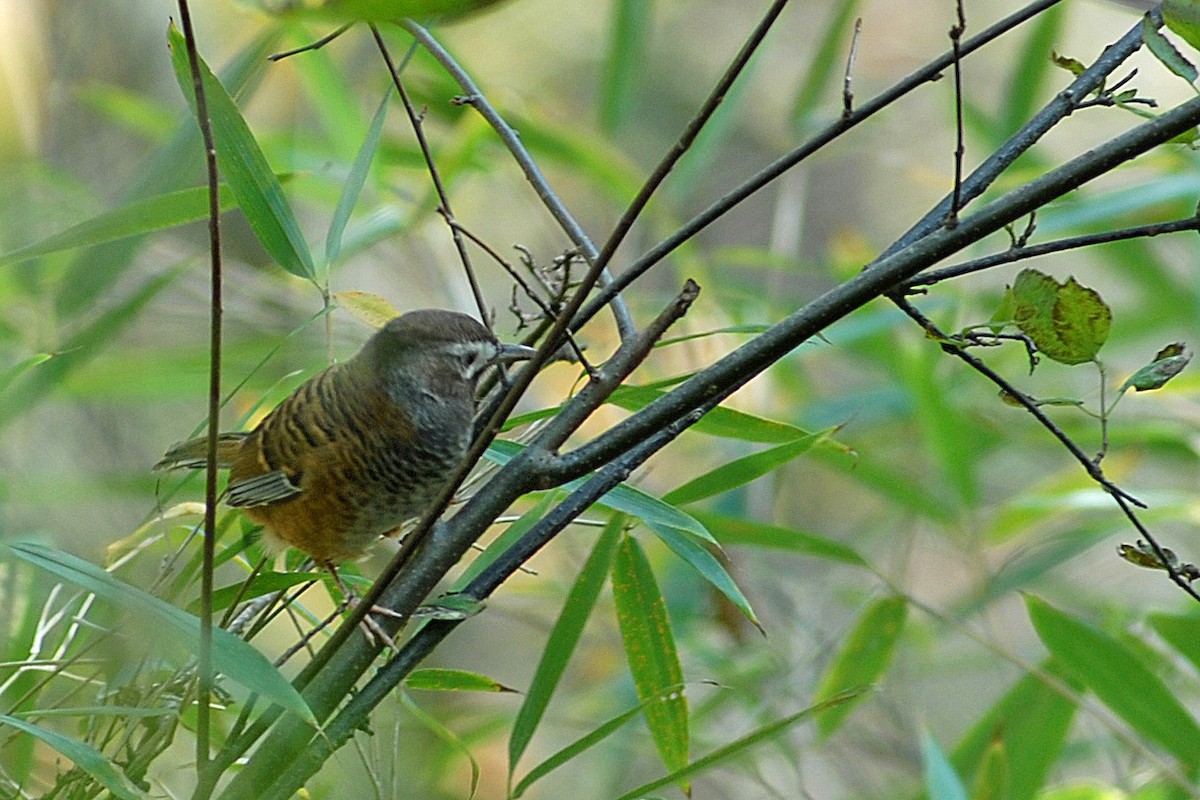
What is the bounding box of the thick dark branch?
[571,0,1067,331]
[556,92,1200,480]
[902,215,1200,290]
[531,280,701,454]
[879,10,1153,260]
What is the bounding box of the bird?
[154,309,536,572]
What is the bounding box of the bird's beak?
[492,343,538,365]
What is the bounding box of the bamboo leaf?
[325,88,389,266]
[813,596,907,736]
[663,428,833,506]
[405,668,516,693]
[167,23,315,280]
[611,534,689,787]
[1026,595,1200,764]
[4,542,315,724]
[509,517,623,774]
[0,715,148,800]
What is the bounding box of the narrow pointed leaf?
[949,658,1079,800]
[4,542,314,723]
[611,534,689,786]
[405,668,516,692]
[923,730,969,800]
[814,595,907,736]
[0,715,148,800]
[168,23,315,279]
[487,439,714,543]
[694,511,868,567]
[1026,595,1200,764]
[509,516,622,772]
[644,520,760,632]
[663,428,833,506]
[325,88,389,265]
[0,185,237,268]
[611,688,868,800]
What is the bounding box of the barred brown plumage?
[154,309,535,569]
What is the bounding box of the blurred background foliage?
[1,0,1200,797]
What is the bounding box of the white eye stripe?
[445,341,497,379]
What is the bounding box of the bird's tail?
[153,432,249,471]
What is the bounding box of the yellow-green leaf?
[814,595,907,736]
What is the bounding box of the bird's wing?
[226,470,302,507]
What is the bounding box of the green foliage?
[3,3,1200,799]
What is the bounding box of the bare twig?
[842,18,863,120]
[399,19,637,340]
[574,0,1068,331]
[902,215,1200,290]
[947,0,967,227]
[370,25,489,325]
[173,0,222,772]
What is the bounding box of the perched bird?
[155,309,535,570]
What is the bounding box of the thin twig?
[399,19,637,340]
[842,18,863,120]
[370,25,489,325]
[902,215,1200,290]
[174,0,222,772]
[947,0,967,227]
[889,295,1144,508]
[446,216,591,368]
[573,0,1069,331]
[268,23,352,61]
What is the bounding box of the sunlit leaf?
[405,668,516,692]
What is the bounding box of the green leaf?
[600,0,653,133]
[611,688,868,800]
[1147,612,1200,673]
[1164,0,1200,53]
[513,698,647,798]
[611,534,689,786]
[0,353,53,393]
[813,596,907,736]
[0,715,148,800]
[167,23,315,280]
[1143,14,1199,84]
[922,729,968,800]
[662,428,833,506]
[1026,595,1200,765]
[1011,269,1111,365]
[693,511,869,567]
[187,571,318,614]
[400,693,480,797]
[949,659,1079,800]
[970,738,1009,800]
[1120,342,1191,392]
[644,520,760,631]
[405,668,516,692]
[609,383,829,444]
[0,185,238,268]
[325,88,389,267]
[0,264,186,429]
[509,516,622,773]
[4,542,315,724]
